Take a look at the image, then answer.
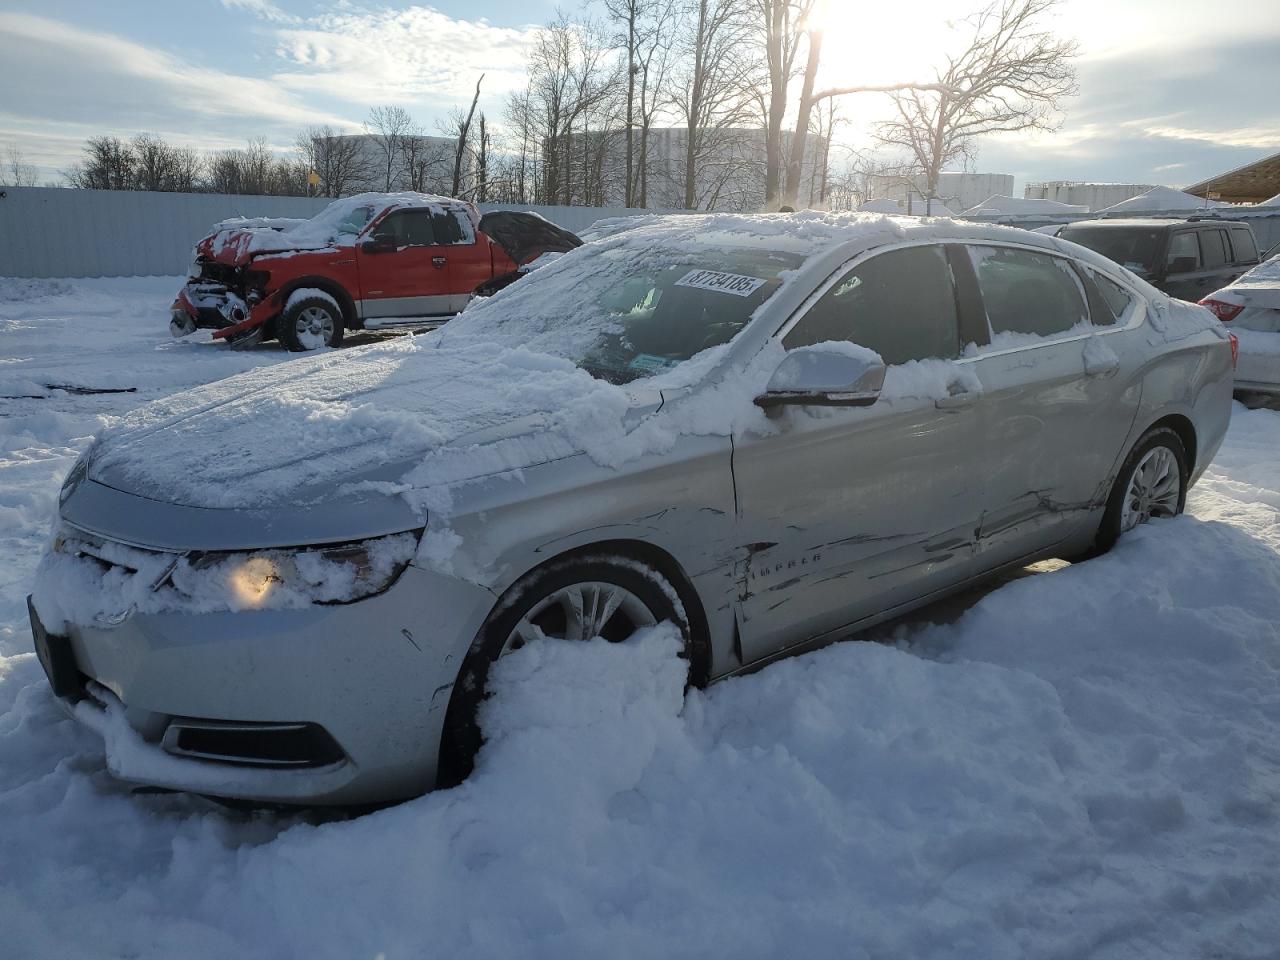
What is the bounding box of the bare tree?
[630,0,678,207]
[754,0,815,207]
[131,134,177,191]
[669,0,757,209]
[502,85,538,204]
[3,144,39,187]
[64,136,136,189]
[475,113,491,203]
[399,125,453,194]
[874,0,1078,202]
[296,125,370,198]
[169,146,205,193]
[524,15,618,205]
[603,0,676,206]
[365,105,413,191]
[451,74,484,197]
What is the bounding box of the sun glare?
[809,0,960,94]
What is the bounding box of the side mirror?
[755,343,886,408]
[361,234,398,254]
[1168,256,1198,274]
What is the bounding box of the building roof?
[1098,185,1230,213]
[1184,150,1280,204]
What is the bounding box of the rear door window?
[1166,232,1201,273]
[1229,227,1258,263]
[1200,229,1230,269]
[432,210,476,245]
[783,244,960,364]
[967,246,1090,342]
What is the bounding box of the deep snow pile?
[3,278,1280,958]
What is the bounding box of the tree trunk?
[782,29,822,208]
[625,9,636,207]
[452,74,484,197]
[763,1,788,208]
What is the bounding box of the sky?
[1,0,1278,195]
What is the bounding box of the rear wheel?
[436,556,690,787]
[278,295,344,352]
[1089,426,1188,556]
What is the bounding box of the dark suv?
[1058,218,1261,301]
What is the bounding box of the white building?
[1023,181,1158,213]
[867,172,1015,215]
[330,133,463,194]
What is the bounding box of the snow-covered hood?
[195,221,340,267]
[85,336,652,514]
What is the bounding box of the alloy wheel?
[502,580,658,654]
[295,306,335,350]
[1120,445,1181,532]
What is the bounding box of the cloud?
[269,6,538,108]
[0,13,350,132]
[220,0,298,24]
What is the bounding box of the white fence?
[0,187,673,279]
[3,185,1278,279]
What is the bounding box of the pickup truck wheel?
[279,296,344,351]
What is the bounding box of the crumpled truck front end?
[170,257,281,348]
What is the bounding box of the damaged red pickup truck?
[171,193,582,351]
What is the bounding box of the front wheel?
[278,295,344,352]
[436,556,690,787]
[1090,426,1189,556]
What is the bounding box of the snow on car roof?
[564,210,1068,259]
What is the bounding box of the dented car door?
[957,245,1144,566]
[731,243,990,662]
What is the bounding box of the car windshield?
[1059,226,1162,277]
[449,244,803,384]
[307,200,377,237]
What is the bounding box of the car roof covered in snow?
[586,211,1146,295]
[583,210,1072,259]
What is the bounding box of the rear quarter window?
[1084,268,1140,326]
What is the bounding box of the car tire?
[1088,426,1188,557]
[278,295,344,352]
[436,556,691,788]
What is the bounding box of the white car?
[1201,256,1280,396]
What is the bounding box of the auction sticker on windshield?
[675,269,767,297]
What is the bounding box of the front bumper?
[171,282,277,344]
[31,564,497,805]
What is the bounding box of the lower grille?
[161,719,345,768]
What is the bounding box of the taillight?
[1228,332,1239,369]
[1199,297,1244,322]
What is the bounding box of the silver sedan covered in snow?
[1201,255,1280,396]
[31,213,1234,805]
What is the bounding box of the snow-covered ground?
[3,278,1280,958]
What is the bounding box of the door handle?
[432,256,447,269]
[935,389,980,410]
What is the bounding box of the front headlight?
[173,531,420,610]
